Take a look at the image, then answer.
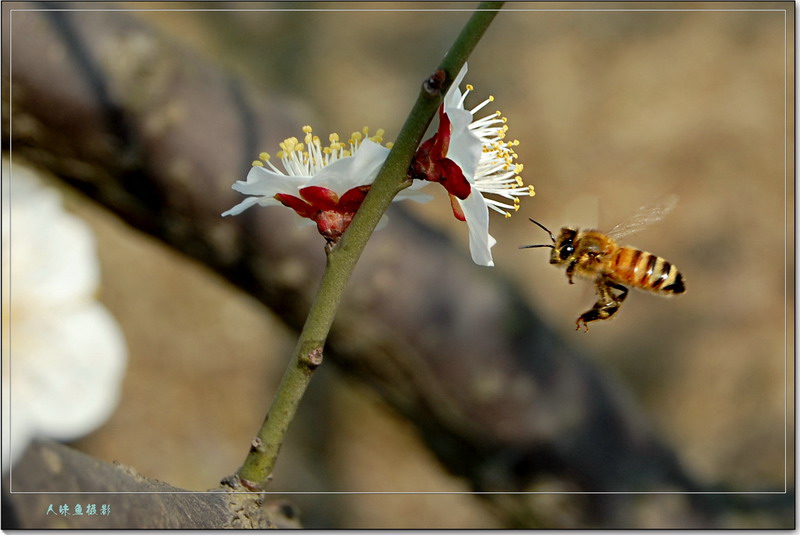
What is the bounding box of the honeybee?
[520,195,686,332]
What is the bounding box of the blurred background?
[4,1,793,529]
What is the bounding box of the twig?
[233,1,505,492]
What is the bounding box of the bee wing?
[606,194,679,241]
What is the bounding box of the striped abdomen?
[609,246,686,294]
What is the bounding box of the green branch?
[234,2,504,491]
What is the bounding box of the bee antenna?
[527,218,556,242]
[518,244,554,250]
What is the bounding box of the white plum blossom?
[411,64,534,266]
[2,158,128,472]
[222,126,430,244]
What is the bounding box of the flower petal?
[457,187,494,267]
[15,303,126,442]
[443,63,469,110]
[221,196,264,216]
[233,165,306,198]
[307,139,389,192]
[393,180,433,203]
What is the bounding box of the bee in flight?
[520,195,686,332]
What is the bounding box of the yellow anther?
[276,150,286,159]
[466,84,474,91]
[252,160,264,167]
[528,185,536,196]
[351,131,363,142]
[386,142,394,149]
[504,211,512,219]
[488,95,495,102]
[329,133,340,143]
[295,143,305,152]
[259,152,270,162]
[302,125,313,134]
[515,176,524,187]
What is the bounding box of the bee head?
[551,228,578,265]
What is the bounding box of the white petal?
[308,139,389,192]
[232,166,306,197]
[222,196,264,216]
[443,63,469,110]
[13,303,127,443]
[393,180,434,203]
[10,173,99,306]
[441,64,482,182]
[446,124,482,182]
[457,187,494,267]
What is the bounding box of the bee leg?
[565,260,578,284]
[606,281,629,303]
[575,280,629,332]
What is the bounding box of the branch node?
[250,437,265,453]
[239,476,266,492]
[423,69,447,96]
[301,347,324,369]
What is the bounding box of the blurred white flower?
[2,158,127,472]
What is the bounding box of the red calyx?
[275,185,371,244]
[409,105,472,202]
